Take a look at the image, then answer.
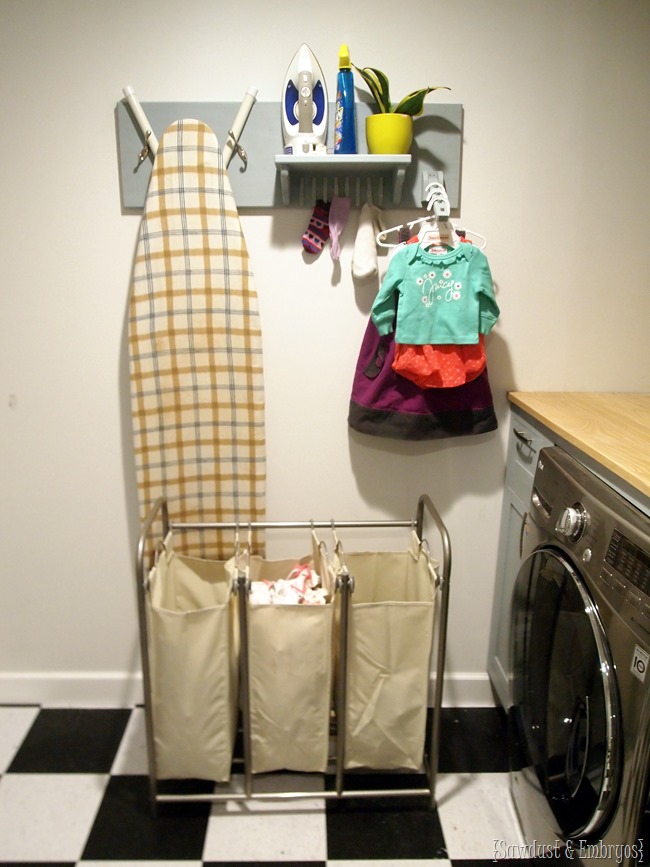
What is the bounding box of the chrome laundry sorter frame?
[135,494,451,815]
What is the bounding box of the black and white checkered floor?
[0,705,526,865]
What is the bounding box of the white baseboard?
[0,672,144,707]
[432,672,498,708]
[0,671,496,709]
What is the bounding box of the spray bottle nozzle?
[338,44,351,69]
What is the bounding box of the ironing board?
[128,120,265,559]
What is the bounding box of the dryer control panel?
[602,529,650,620]
[606,530,650,595]
[532,447,650,633]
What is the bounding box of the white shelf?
[275,154,411,205]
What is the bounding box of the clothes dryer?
[510,446,650,865]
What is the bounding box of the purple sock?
[302,200,331,254]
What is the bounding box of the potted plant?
[353,64,449,154]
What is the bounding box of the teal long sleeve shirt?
[371,243,500,345]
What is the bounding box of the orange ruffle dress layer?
[392,335,486,388]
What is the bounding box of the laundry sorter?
[134,494,451,815]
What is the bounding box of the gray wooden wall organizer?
[116,100,463,211]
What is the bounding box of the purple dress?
[348,320,497,440]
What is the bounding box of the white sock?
[352,202,385,279]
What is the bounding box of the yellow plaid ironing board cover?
[128,120,265,558]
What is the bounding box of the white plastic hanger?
[454,226,487,249]
[419,182,456,250]
[418,218,457,251]
[376,215,487,250]
[375,173,487,250]
[423,179,450,220]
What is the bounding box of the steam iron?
[282,44,328,155]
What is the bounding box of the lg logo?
[631,646,649,683]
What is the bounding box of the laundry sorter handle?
[416,493,451,807]
[416,493,451,585]
[136,497,170,582]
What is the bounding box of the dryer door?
[511,546,621,840]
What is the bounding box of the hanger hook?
[136,130,154,166]
[227,129,248,170]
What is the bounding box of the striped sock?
[302,200,331,254]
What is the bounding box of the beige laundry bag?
[147,539,238,781]
[338,531,438,770]
[232,534,335,774]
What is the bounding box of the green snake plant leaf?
[393,86,450,116]
[352,65,391,113]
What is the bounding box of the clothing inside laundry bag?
[249,564,328,605]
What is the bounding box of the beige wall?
[1,0,649,705]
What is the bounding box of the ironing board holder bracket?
[116,95,463,210]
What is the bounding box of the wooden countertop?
[508,392,650,499]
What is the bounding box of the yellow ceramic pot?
[365,113,413,154]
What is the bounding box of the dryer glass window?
[512,548,620,839]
